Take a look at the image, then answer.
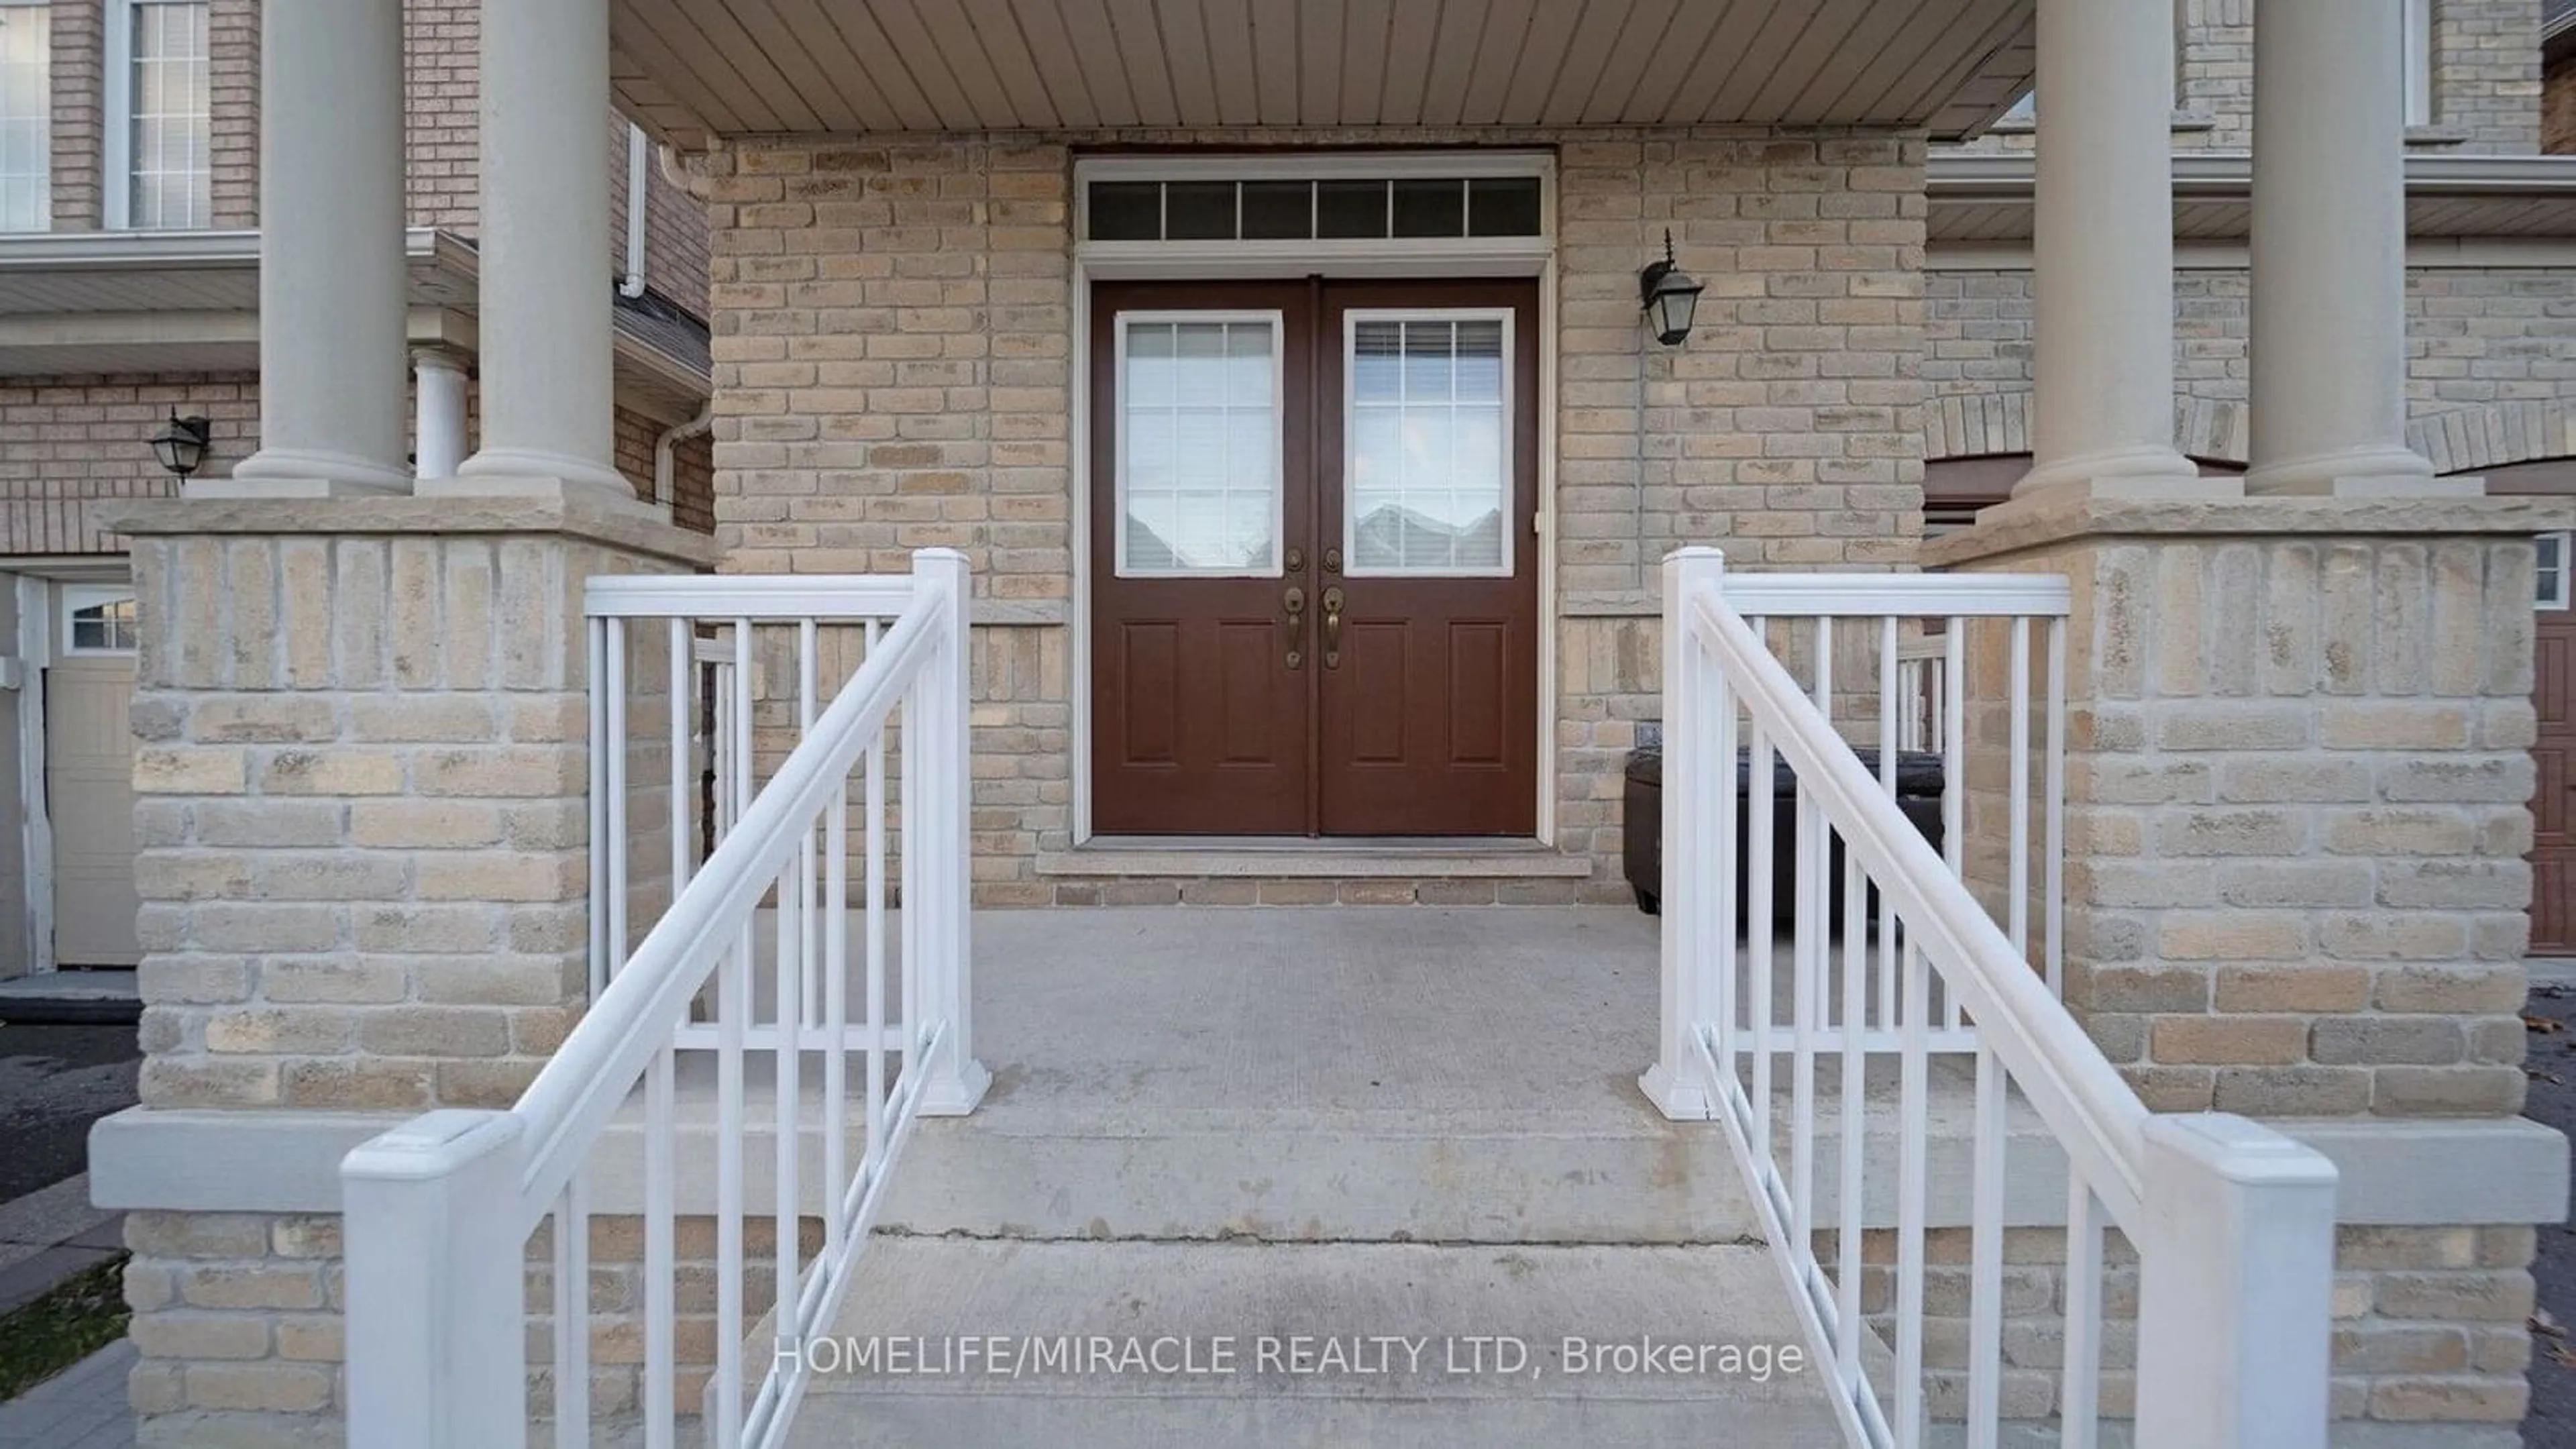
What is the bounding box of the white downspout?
[653,402,713,508]
[620,123,649,300]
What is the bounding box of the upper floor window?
[106,0,207,229]
[2403,0,2435,126]
[0,1,48,233]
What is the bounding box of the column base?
[2245,445,2471,498]
[222,445,413,496]
[1977,470,2242,530]
[418,472,661,520]
[185,475,411,500]
[452,447,642,508]
[2245,472,2487,500]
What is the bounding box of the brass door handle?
[1322,586,1344,668]
[1283,585,1306,669]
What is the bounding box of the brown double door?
[1091,278,1540,837]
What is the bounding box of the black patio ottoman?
[1621,745,1946,924]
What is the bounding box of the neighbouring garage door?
[46,587,140,967]
[2536,534,2575,957]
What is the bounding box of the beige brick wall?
[1923,266,2576,462]
[0,374,251,556]
[209,0,258,229]
[1859,1221,2536,1430]
[0,376,698,559]
[1953,0,2542,156]
[607,113,712,319]
[704,129,1926,900]
[47,0,101,229]
[402,0,478,233]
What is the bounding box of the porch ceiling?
[610,0,2036,145]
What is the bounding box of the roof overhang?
[612,0,2036,146]
[0,227,710,405]
[1929,152,2576,244]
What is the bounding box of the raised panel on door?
[1316,280,1540,837]
[47,657,140,966]
[1089,281,1316,835]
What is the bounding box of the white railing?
[340,549,989,1449]
[1645,548,2339,1449]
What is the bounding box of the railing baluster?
[1835,822,1866,1387]
[643,1039,674,1449]
[588,619,609,996]
[2061,1181,2105,1449]
[551,1177,588,1448]
[800,618,821,1028]
[1748,698,1774,1148]
[1711,664,1738,1081]
[1894,930,1929,1448]
[773,851,801,1396]
[1942,620,1967,1032]
[1878,615,1899,1033]
[1790,621,1829,1250]
[716,892,749,1448]
[1965,1044,2006,1449]
[824,777,849,1270]
[669,619,692,898]
[867,617,889,1172]
[2008,614,2031,960]
[2045,615,2068,996]
[608,618,629,967]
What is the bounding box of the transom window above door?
[1086,174,1543,244]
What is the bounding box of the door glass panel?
[1346,315,1509,576]
[1118,316,1281,576]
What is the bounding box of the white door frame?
[5,557,136,975]
[1067,151,1561,846]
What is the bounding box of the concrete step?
[873,906,1762,1243]
[779,1238,1845,1449]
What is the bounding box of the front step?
[875,906,1759,1242]
[782,1238,1844,1448]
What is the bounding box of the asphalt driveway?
[0,1026,137,1205]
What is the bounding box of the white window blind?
[0,1,48,232]
[113,0,208,229]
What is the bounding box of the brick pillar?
[1926,491,2574,1434]
[93,496,713,1446]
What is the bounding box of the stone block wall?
[109,500,714,1445]
[702,127,1927,899]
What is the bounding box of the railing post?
[912,547,991,1116]
[2134,1114,2339,1449]
[1642,546,1726,1120]
[341,1110,531,1449]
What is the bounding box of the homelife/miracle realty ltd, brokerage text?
[777,1334,1810,1383]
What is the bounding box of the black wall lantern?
[149,413,211,479]
[1639,229,1703,347]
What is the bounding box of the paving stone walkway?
[0,1339,134,1448]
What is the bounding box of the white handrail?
[1651,547,2338,1449]
[343,550,987,1449]
[515,600,936,1207]
[1685,586,2151,1222]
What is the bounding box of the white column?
[2245,0,2455,496]
[221,0,409,496]
[2014,0,2214,500]
[439,0,631,503]
[411,350,470,482]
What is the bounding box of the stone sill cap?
[1922,492,2576,570]
[97,494,723,570]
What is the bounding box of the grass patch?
[0,1254,129,1402]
